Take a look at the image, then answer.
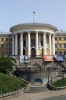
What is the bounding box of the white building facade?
[10,23,58,56]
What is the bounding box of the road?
[5,89,66,100]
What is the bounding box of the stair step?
[25,86,49,93]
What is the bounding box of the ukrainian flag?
[33,11,36,14]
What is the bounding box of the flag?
[33,11,36,14]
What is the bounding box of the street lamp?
[47,65,50,82]
[62,67,64,79]
[51,74,52,84]
[28,66,31,82]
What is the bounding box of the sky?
[0,0,66,32]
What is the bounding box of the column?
[39,34,41,47]
[43,32,46,55]
[28,32,30,56]
[36,31,38,56]
[49,33,51,55]
[15,34,18,55]
[52,34,55,55]
[20,33,23,55]
[12,34,14,55]
[26,34,28,47]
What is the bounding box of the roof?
[56,31,66,34]
[10,23,58,32]
[0,32,11,35]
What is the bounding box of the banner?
[20,55,30,63]
[43,55,53,61]
[54,55,64,61]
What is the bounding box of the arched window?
[40,39,43,46]
[31,48,36,56]
[31,39,35,46]
[60,51,62,55]
[55,51,57,55]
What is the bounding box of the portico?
[10,23,58,56]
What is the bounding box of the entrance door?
[31,48,36,57]
[23,49,25,55]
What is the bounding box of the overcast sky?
[0,0,66,32]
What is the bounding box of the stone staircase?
[57,71,63,77]
[25,85,49,93]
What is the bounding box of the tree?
[0,54,13,74]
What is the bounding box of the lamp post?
[28,66,31,82]
[62,67,64,79]
[47,65,50,82]
[51,74,52,84]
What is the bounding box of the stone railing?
[0,84,30,100]
[47,82,66,91]
[9,73,28,84]
[0,88,24,100]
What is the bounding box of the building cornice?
[10,23,58,32]
[13,29,54,35]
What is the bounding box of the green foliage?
[0,73,27,94]
[0,54,13,74]
[52,78,66,87]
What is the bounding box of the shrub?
[0,54,13,74]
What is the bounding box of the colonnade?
[12,31,55,56]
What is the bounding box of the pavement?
[8,89,66,100]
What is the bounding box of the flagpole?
[33,12,34,23]
[33,11,36,23]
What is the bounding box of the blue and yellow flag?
[33,11,36,14]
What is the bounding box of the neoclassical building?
[1,23,66,56]
[55,31,66,55]
[10,23,58,57]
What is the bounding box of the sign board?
[43,55,53,61]
[20,55,30,63]
[54,55,64,61]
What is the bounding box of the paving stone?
[44,95,66,100]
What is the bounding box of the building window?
[23,40,26,47]
[2,38,4,41]
[64,37,66,40]
[55,44,57,48]
[59,51,62,55]
[6,52,8,55]
[6,44,8,49]
[59,44,62,48]
[64,44,66,48]
[1,44,4,48]
[55,51,57,55]
[10,38,12,41]
[64,51,66,55]
[59,37,61,40]
[10,52,12,55]
[31,39,35,46]
[10,44,12,48]
[41,39,43,46]
[55,38,57,40]
[6,38,8,41]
